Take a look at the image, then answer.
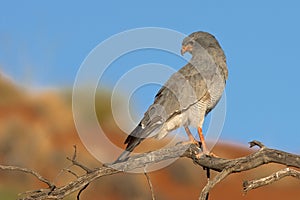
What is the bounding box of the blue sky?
[1,1,300,153]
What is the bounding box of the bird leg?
[177,126,201,146]
[178,126,211,158]
[184,126,199,145]
[181,126,205,159]
[197,127,209,154]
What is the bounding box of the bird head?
[181,31,219,56]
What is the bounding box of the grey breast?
[141,48,227,139]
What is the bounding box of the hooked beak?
[181,44,193,55]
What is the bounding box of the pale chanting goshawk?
[116,31,228,162]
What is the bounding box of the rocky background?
[0,73,299,200]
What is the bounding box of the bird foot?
[200,150,219,158]
[194,151,219,160]
[200,144,210,155]
[194,149,213,159]
[176,139,201,147]
[208,152,219,158]
[195,152,204,159]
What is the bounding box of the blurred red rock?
[0,73,299,200]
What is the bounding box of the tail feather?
[114,150,131,163]
[114,120,162,163]
[114,125,144,163]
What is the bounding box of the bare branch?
[184,142,300,172]
[199,166,232,200]
[144,170,156,200]
[249,140,266,149]
[77,183,89,200]
[67,145,92,173]
[0,164,55,189]
[243,167,300,192]
[1,141,299,200]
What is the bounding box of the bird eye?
[188,41,194,46]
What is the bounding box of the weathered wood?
[0,141,299,200]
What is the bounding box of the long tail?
[114,124,145,163]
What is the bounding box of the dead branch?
[0,164,55,190]
[0,140,299,200]
[243,167,300,192]
[76,183,89,200]
[66,145,92,173]
[144,170,156,200]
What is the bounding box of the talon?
[178,140,200,147]
[195,152,204,159]
[209,152,219,158]
[175,141,185,146]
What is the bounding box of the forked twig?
[243,167,300,192]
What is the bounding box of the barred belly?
[188,100,207,128]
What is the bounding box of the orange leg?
[184,126,198,144]
[197,127,209,154]
[182,126,204,158]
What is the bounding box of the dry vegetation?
[0,73,299,200]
